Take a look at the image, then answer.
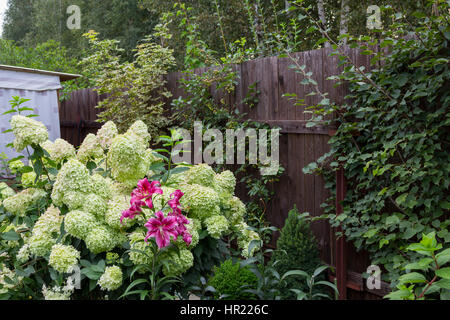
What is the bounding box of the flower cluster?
[161,248,194,277]
[77,134,104,164]
[127,120,151,144]
[96,121,118,150]
[121,179,191,249]
[236,226,261,259]
[17,244,31,263]
[10,115,48,152]
[0,264,22,294]
[48,244,80,273]
[169,164,260,258]
[0,182,15,199]
[8,159,24,175]
[204,215,229,239]
[3,188,47,216]
[2,115,261,295]
[128,230,153,266]
[21,171,37,187]
[84,225,125,254]
[41,138,76,163]
[28,206,63,257]
[51,159,91,209]
[42,279,74,300]
[97,266,123,291]
[107,127,150,188]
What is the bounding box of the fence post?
[335,167,347,299]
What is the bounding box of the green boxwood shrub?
[270,205,325,299]
[209,259,258,300]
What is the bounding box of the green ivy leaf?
[436,249,450,267]
[404,258,433,271]
[398,272,427,284]
[1,231,20,241]
[435,268,450,280]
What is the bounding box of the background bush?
[301,1,450,286]
[270,205,325,299]
[209,259,258,300]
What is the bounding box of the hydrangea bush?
[0,110,259,300]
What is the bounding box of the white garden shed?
[0,65,80,165]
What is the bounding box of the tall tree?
[339,0,349,45]
[2,0,159,62]
[1,0,34,42]
[317,0,331,48]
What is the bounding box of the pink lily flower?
[182,231,192,246]
[120,203,142,224]
[131,179,163,209]
[144,211,179,249]
[168,190,184,211]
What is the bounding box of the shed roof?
[0,64,81,82]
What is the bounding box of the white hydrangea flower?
[96,121,118,150]
[29,206,63,257]
[126,120,151,144]
[97,266,123,291]
[42,280,74,300]
[176,218,200,249]
[223,196,246,225]
[82,193,108,218]
[17,244,31,263]
[0,182,15,199]
[51,159,91,208]
[42,138,76,163]
[77,133,104,164]
[0,264,22,294]
[185,164,216,187]
[3,188,47,216]
[8,159,24,174]
[214,170,236,195]
[21,171,37,187]
[91,174,112,200]
[49,244,80,273]
[105,195,134,230]
[64,210,99,239]
[204,215,230,239]
[84,225,117,254]
[110,181,134,197]
[107,132,148,186]
[128,230,153,266]
[10,115,48,152]
[162,249,194,277]
[181,184,220,221]
[238,228,261,258]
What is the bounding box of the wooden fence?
[59,47,390,299]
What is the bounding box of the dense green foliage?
[80,15,176,135]
[0,39,92,100]
[270,206,324,299]
[385,232,450,300]
[1,0,33,43]
[298,0,450,287]
[2,0,158,62]
[209,259,258,300]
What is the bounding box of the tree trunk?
[339,0,350,45]
[432,3,439,16]
[317,0,330,48]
